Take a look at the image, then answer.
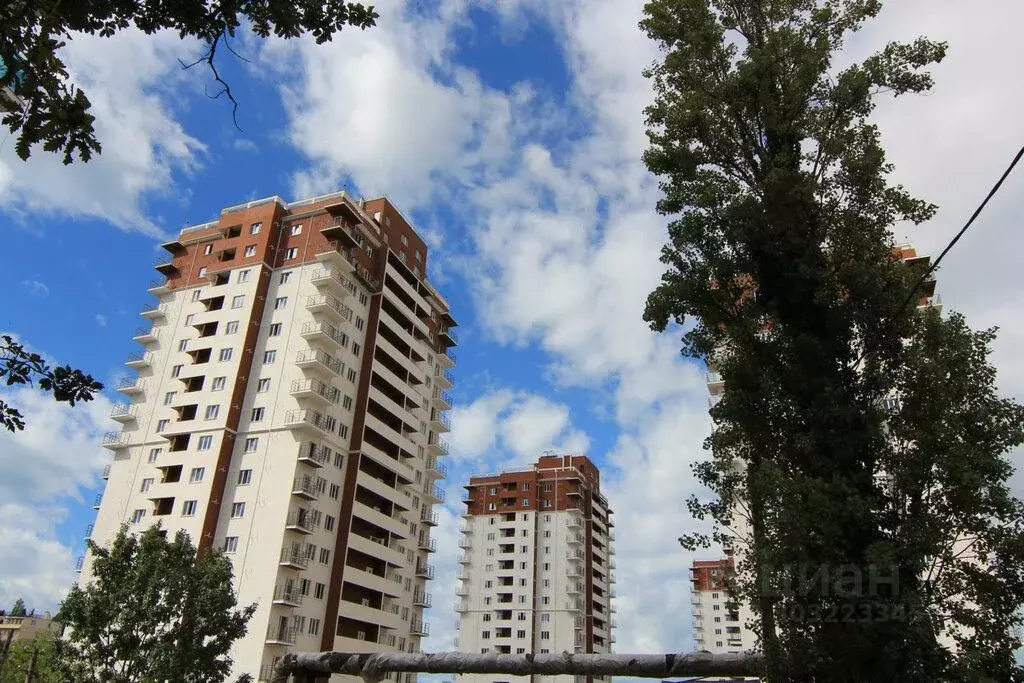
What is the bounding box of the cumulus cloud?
[0,29,205,233]
[0,384,112,610]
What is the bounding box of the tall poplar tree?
[639,1,1024,680]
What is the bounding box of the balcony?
[272,585,303,607]
[458,537,471,549]
[101,465,111,479]
[708,394,723,409]
[309,267,354,296]
[420,509,438,526]
[285,510,314,535]
[283,409,332,436]
[101,431,130,450]
[84,523,94,538]
[458,554,471,564]
[439,348,456,368]
[291,476,319,500]
[125,351,152,369]
[321,218,360,248]
[423,483,445,504]
[132,326,159,345]
[418,533,437,552]
[439,326,458,345]
[295,348,343,377]
[154,253,178,276]
[425,457,447,479]
[413,591,432,608]
[431,387,453,410]
[306,294,353,323]
[566,582,582,594]
[706,370,725,395]
[279,546,310,569]
[301,321,346,349]
[436,367,454,389]
[92,493,102,509]
[75,555,84,572]
[567,515,582,529]
[415,562,434,580]
[265,626,297,646]
[568,533,584,544]
[290,378,340,406]
[429,412,451,433]
[427,436,449,456]
[140,302,167,320]
[315,240,358,272]
[147,277,172,295]
[110,403,138,423]
[410,619,430,636]
[297,442,330,468]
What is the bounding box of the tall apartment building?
[689,557,756,654]
[455,455,615,683]
[85,191,457,682]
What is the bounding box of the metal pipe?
[272,651,762,683]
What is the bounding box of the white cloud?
[20,279,49,298]
[95,314,108,327]
[0,385,112,611]
[0,29,205,233]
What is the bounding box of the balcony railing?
[295,348,343,376]
[93,493,102,508]
[133,326,159,343]
[292,476,319,500]
[415,563,434,579]
[420,510,438,526]
[432,387,453,407]
[297,442,331,467]
[266,626,297,645]
[439,326,458,344]
[273,585,304,606]
[301,321,347,348]
[101,464,111,479]
[118,377,145,392]
[410,620,430,636]
[424,483,446,503]
[148,277,172,292]
[101,431,130,449]
[285,510,314,534]
[306,294,353,322]
[425,457,447,478]
[125,350,152,367]
[706,371,723,384]
[284,409,332,434]
[75,555,84,571]
[428,436,449,456]
[418,533,436,552]
[110,403,137,421]
[280,545,310,569]
[290,378,340,404]
[413,591,432,607]
[84,523,94,538]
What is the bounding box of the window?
[231,502,245,518]
[487,503,497,511]
[130,509,146,524]
[269,323,282,336]
[244,437,259,453]
[257,378,271,392]
[198,435,213,451]
[189,467,205,483]
[522,483,530,491]
[140,478,153,493]
[164,391,176,406]
[309,618,320,636]
[156,419,169,433]
[192,289,202,302]
[334,452,344,468]
[223,537,239,553]
[540,613,550,622]
[517,612,527,621]
[540,631,550,640]
[182,500,197,516]
[197,266,207,277]
[329,483,340,500]
[314,583,326,600]
[212,376,227,391]
[519,595,526,603]
[225,321,239,334]
[517,630,527,639]
[219,348,233,361]
[521,545,528,553]
[231,295,245,309]
[290,224,303,236]
[235,469,252,486]
[544,530,551,538]
[352,342,361,356]
[485,580,492,588]
[280,271,292,284]
[178,339,189,352]
[481,631,490,640]
[544,546,550,554]
[489,487,497,495]
[205,405,219,420]
[542,483,552,492]
[542,563,550,571]
[342,395,353,411]
[319,548,330,564]
[204,244,213,255]
[542,499,552,508]
[244,245,256,257]
[148,448,161,463]
[325,515,335,532]
[263,350,276,364]
[172,364,183,378]
[401,234,408,246]
[712,592,719,599]
[359,293,368,306]
[239,269,251,283]
[274,296,287,310]
[251,407,265,422]
[415,250,422,262]
[355,317,365,331]
[487,533,495,541]
[284,247,298,260]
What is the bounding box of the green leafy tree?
[0,633,62,683]
[8,599,25,617]
[56,524,256,683]
[640,0,1024,679]
[1,1,379,164]
[1,335,102,432]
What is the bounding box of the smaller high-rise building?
[689,557,757,654]
[455,455,614,683]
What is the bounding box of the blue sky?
[2,0,1024,664]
